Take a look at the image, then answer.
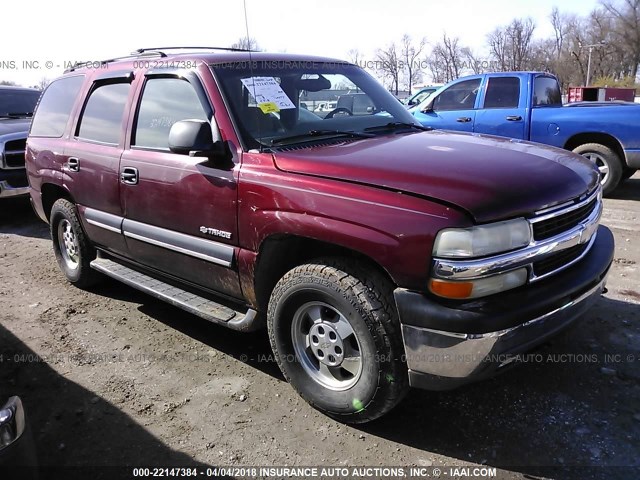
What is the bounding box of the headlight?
[433,218,532,258]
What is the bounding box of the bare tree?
[230,37,261,51]
[347,49,363,65]
[427,34,464,83]
[400,34,426,92]
[550,7,567,59]
[37,77,51,90]
[601,0,640,78]
[487,18,536,71]
[376,43,401,95]
[460,47,486,74]
[0,80,17,86]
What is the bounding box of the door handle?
[506,115,523,121]
[456,117,472,123]
[67,157,80,172]
[120,167,139,185]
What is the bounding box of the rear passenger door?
[474,76,526,139]
[64,72,134,256]
[119,70,242,298]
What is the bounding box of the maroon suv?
[26,48,614,423]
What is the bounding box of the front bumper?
[0,180,29,198]
[0,169,29,198]
[396,225,614,390]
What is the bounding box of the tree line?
[363,0,640,94]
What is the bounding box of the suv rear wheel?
[50,198,99,288]
[267,258,408,423]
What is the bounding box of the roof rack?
[134,46,255,54]
[64,51,165,73]
[64,46,253,73]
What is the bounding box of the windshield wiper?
[364,122,432,133]
[0,112,33,119]
[270,129,374,146]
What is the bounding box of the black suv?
[0,86,41,199]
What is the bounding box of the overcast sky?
[2,0,601,87]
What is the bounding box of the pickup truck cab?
[26,51,614,423]
[410,72,640,195]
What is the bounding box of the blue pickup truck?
[410,72,640,195]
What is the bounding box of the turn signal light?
[429,279,474,299]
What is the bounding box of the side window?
[30,76,85,137]
[483,77,520,109]
[134,78,208,149]
[432,79,481,111]
[533,76,562,106]
[77,82,130,144]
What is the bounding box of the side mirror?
[169,120,225,158]
[407,99,416,106]
[421,98,435,113]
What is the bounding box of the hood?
[0,118,30,137]
[272,130,599,223]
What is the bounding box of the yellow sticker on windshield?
[258,102,280,114]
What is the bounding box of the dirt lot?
[1,176,639,480]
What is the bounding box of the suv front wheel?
[267,258,408,423]
[50,198,99,288]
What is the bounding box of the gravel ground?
[1,176,639,480]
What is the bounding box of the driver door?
[119,71,242,298]
[412,78,483,132]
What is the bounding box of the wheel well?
[253,235,396,311]
[564,133,625,163]
[41,184,74,222]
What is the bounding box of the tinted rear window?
[77,82,130,144]
[533,76,562,106]
[483,77,520,108]
[30,76,84,137]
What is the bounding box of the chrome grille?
[532,242,590,277]
[531,190,598,241]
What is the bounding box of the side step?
[90,257,259,331]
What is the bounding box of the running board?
[90,257,260,331]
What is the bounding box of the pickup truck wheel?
[50,199,99,288]
[572,143,622,196]
[267,259,408,423]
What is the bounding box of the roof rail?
[64,51,165,73]
[64,47,252,74]
[134,46,255,54]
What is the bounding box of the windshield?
[212,61,419,149]
[0,89,41,117]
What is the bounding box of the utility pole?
[581,42,606,86]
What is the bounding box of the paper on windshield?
[241,77,296,113]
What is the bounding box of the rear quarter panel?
[530,104,640,151]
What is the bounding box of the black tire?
[622,167,636,181]
[267,258,409,423]
[50,198,100,288]
[572,143,623,196]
